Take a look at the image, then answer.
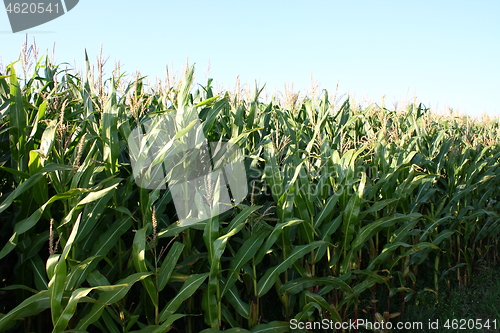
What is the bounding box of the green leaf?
[0,284,39,294]
[46,254,60,281]
[279,276,353,295]
[351,213,422,252]
[202,97,228,136]
[8,64,27,173]
[159,273,208,323]
[173,118,199,140]
[226,205,261,234]
[254,219,303,265]
[359,198,400,220]
[341,172,366,253]
[101,81,120,174]
[58,179,121,229]
[250,321,290,333]
[315,214,343,263]
[76,272,152,330]
[132,226,158,308]
[65,256,102,291]
[195,95,220,108]
[158,242,185,292]
[257,241,323,297]
[3,188,78,251]
[302,291,342,323]
[76,186,117,243]
[52,287,94,332]
[48,213,83,325]
[38,118,57,160]
[314,194,340,229]
[129,314,186,333]
[88,216,132,259]
[28,150,48,207]
[222,229,268,297]
[0,170,46,213]
[28,256,48,290]
[221,281,250,319]
[0,290,50,331]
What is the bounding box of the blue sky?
[1,0,499,117]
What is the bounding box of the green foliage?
[1,53,500,332]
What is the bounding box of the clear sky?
[1,1,499,117]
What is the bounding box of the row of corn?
[0,54,499,332]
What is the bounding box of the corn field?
[0,53,499,333]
